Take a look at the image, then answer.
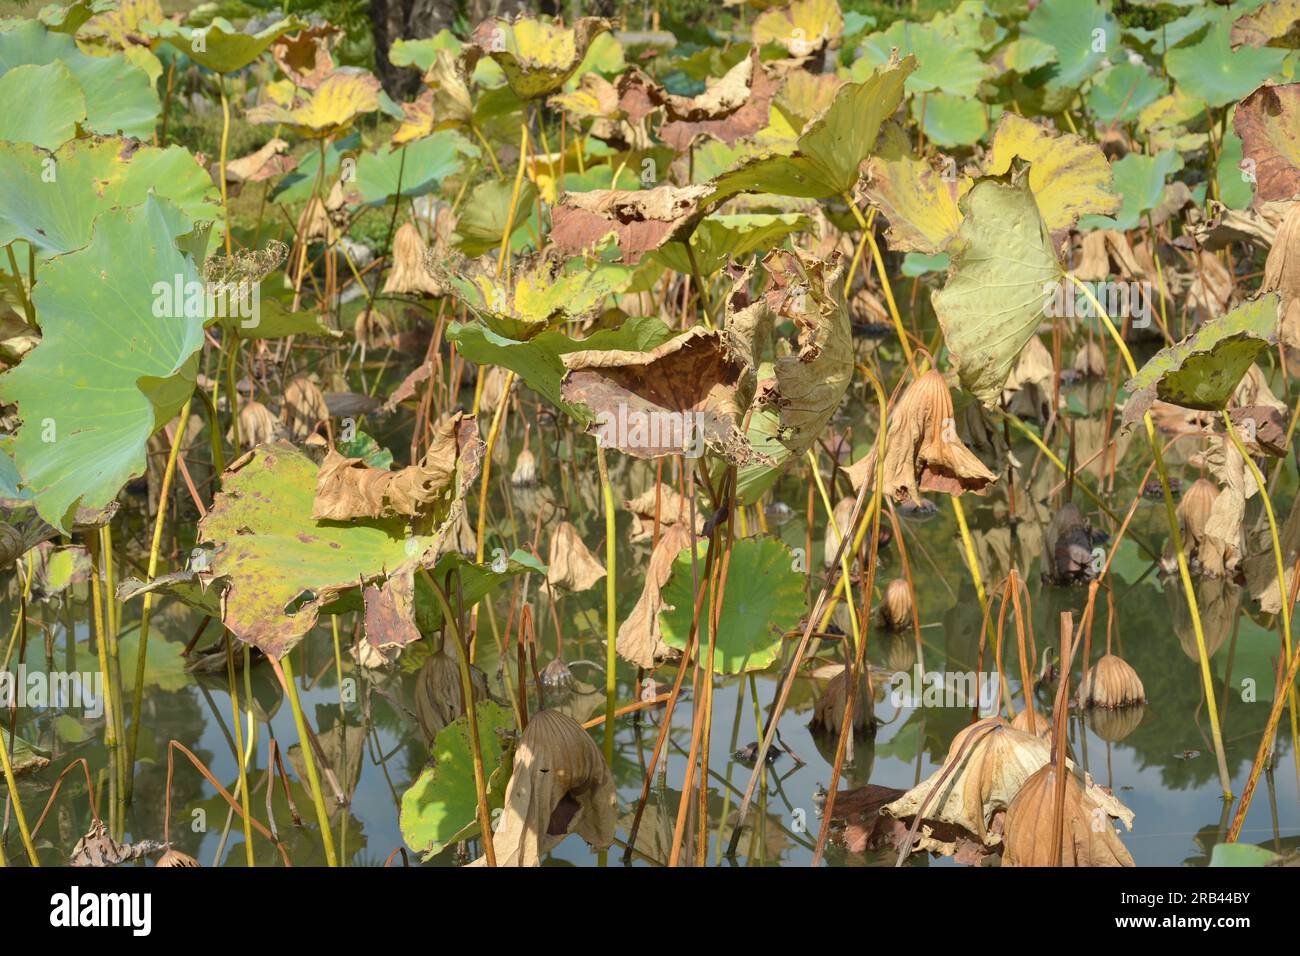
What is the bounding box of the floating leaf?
[400,700,514,860]
[0,196,205,531]
[1123,296,1281,425]
[0,726,49,777]
[659,536,803,675]
[932,176,1061,406]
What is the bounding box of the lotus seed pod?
[1002,765,1134,867]
[879,578,913,631]
[1077,654,1145,708]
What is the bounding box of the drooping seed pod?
[540,658,575,694]
[1077,654,1146,708]
[414,648,490,742]
[281,376,329,441]
[511,449,538,487]
[1177,477,1220,562]
[233,399,282,447]
[811,665,872,733]
[155,848,201,867]
[383,222,444,296]
[878,578,913,631]
[1002,764,1135,867]
[546,521,606,593]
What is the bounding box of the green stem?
[596,443,618,768]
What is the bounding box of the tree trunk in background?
[370,0,453,100]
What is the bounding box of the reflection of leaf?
[932,176,1061,406]
[659,537,803,675]
[0,196,207,531]
[1123,296,1280,424]
[400,700,514,860]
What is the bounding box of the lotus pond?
[3,0,1300,870]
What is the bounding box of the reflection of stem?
[127,397,192,798]
[421,571,496,866]
[1222,411,1300,798]
[224,630,255,866]
[273,654,338,866]
[1070,273,1232,799]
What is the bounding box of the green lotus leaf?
[0,138,221,260]
[932,175,1061,406]
[994,37,1056,74]
[144,16,303,74]
[1087,62,1166,125]
[0,61,85,149]
[912,91,987,148]
[116,625,189,694]
[0,19,159,138]
[711,56,915,201]
[438,251,631,341]
[196,440,470,658]
[1216,127,1254,210]
[1125,5,1218,56]
[1208,842,1281,867]
[1123,295,1280,424]
[39,0,114,35]
[452,178,539,257]
[353,131,477,205]
[1079,150,1183,232]
[659,536,804,675]
[1022,0,1119,90]
[448,315,674,421]
[857,18,988,97]
[400,700,514,860]
[0,195,206,532]
[1167,18,1287,109]
[654,213,809,277]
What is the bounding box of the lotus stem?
[812,369,886,865]
[217,73,232,256]
[224,630,255,866]
[421,570,496,866]
[844,194,914,369]
[474,370,515,570]
[1222,411,1300,800]
[1071,273,1232,799]
[807,447,860,646]
[950,495,988,623]
[497,121,529,278]
[596,442,619,768]
[273,653,338,866]
[0,673,39,865]
[126,396,192,798]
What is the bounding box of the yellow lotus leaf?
[753,0,845,57]
[470,15,611,99]
[549,72,619,120]
[984,113,1120,235]
[82,0,163,47]
[247,69,381,138]
[860,122,971,254]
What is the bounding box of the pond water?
[3,351,1299,868]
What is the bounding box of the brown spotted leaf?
[549,184,713,264]
[1234,83,1300,203]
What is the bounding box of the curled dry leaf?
[623,482,702,542]
[471,709,617,866]
[549,183,713,264]
[1002,765,1135,867]
[845,370,997,506]
[616,521,695,669]
[1264,201,1300,349]
[467,16,612,100]
[155,849,201,867]
[314,412,482,521]
[1234,82,1300,204]
[223,137,297,184]
[70,821,165,866]
[545,520,606,593]
[561,326,755,464]
[618,50,777,152]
